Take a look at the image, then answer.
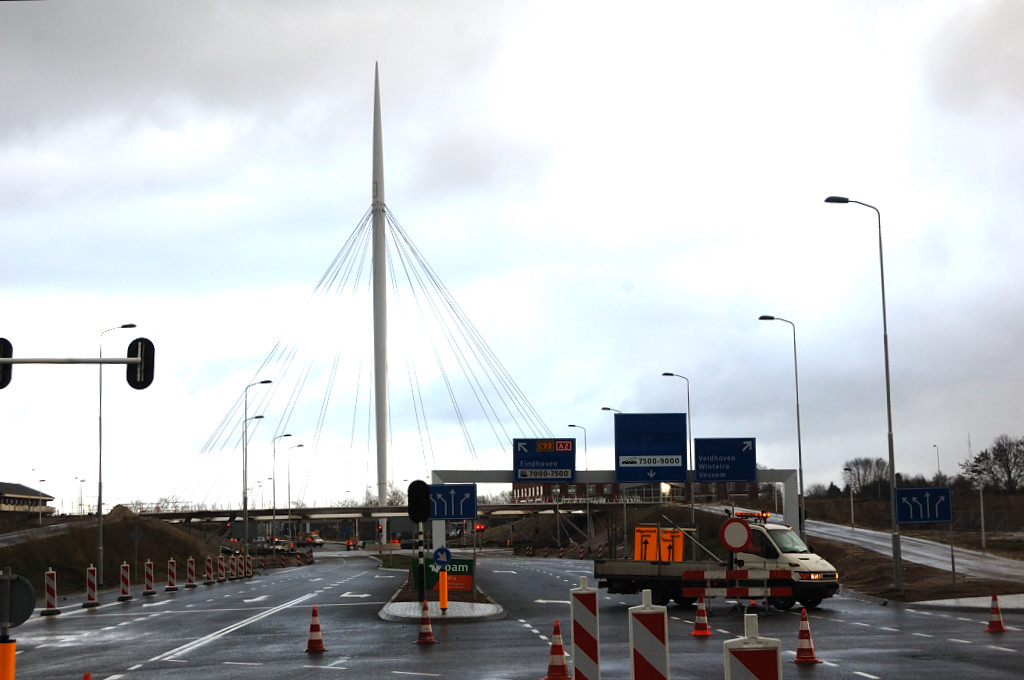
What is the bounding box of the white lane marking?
[853,673,880,679]
[149,592,315,662]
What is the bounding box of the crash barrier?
[629,589,669,679]
[83,564,100,608]
[679,569,792,599]
[570,577,599,680]
[61,549,316,609]
[116,562,132,601]
[143,560,156,596]
[165,558,178,592]
[41,567,61,616]
[724,613,783,680]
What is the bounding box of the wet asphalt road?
[9,548,1024,679]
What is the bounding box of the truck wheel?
[647,584,671,606]
[799,597,822,609]
[769,596,796,611]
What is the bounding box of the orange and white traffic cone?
[415,600,437,644]
[691,595,712,637]
[541,620,570,680]
[985,591,1006,633]
[304,606,327,653]
[792,608,822,664]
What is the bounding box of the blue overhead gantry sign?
[895,487,952,524]
[613,413,687,483]
[513,438,576,483]
[693,438,757,482]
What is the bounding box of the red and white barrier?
[579,546,585,559]
[597,545,604,559]
[204,556,215,586]
[217,554,226,582]
[724,613,782,680]
[116,561,133,602]
[629,589,669,680]
[680,569,792,599]
[83,564,100,608]
[41,567,61,616]
[143,559,156,596]
[245,554,253,578]
[165,558,178,592]
[228,555,237,580]
[186,556,197,588]
[570,576,600,680]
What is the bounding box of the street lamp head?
[601,406,621,413]
[122,324,137,329]
[259,379,272,385]
[824,196,849,204]
[758,315,775,321]
[661,372,674,377]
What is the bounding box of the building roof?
[0,482,54,501]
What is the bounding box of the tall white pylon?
[371,63,389,513]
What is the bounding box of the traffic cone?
[691,595,712,636]
[83,675,91,680]
[304,606,327,653]
[415,600,437,644]
[985,591,1006,633]
[792,608,822,664]
[541,620,570,680]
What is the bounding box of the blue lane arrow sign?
[895,486,952,524]
[428,483,477,520]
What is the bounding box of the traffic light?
[0,338,11,390]
[407,480,430,523]
[475,523,485,532]
[126,337,155,389]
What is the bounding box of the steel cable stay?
[182,203,551,512]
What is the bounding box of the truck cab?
[733,513,839,610]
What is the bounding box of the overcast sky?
[3,1,1023,515]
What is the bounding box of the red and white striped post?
[143,559,156,596]
[570,576,600,680]
[83,564,100,608]
[597,545,604,559]
[227,555,237,580]
[260,554,266,572]
[186,556,197,588]
[579,546,585,559]
[204,556,215,586]
[279,553,286,568]
[165,558,178,592]
[629,589,669,680]
[116,561,133,602]
[559,546,565,559]
[245,554,253,578]
[40,567,61,616]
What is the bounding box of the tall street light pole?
[243,380,272,557]
[825,195,902,592]
[758,316,806,540]
[288,443,304,539]
[98,322,135,585]
[567,424,589,538]
[933,444,940,476]
[272,434,291,539]
[662,372,696,559]
[567,424,588,471]
[843,466,855,530]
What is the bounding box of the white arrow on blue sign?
[895,487,952,524]
[428,483,478,520]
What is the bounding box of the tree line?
[807,433,1024,499]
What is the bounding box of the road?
[8,545,1024,679]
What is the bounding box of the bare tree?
[960,434,1024,494]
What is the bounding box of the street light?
[662,372,696,559]
[843,467,855,530]
[825,195,903,591]
[601,406,621,413]
[272,433,292,538]
[288,443,304,539]
[38,479,45,525]
[243,379,272,557]
[567,424,588,470]
[933,444,940,476]
[758,315,806,540]
[98,322,136,584]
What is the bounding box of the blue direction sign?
[513,438,576,482]
[428,484,478,520]
[896,487,953,524]
[432,546,452,568]
[694,438,757,482]
[613,413,687,483]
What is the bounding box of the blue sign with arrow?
[895,486,952,524]
[613,413,687,483]
[694,438,757,482]
[428,483,478,520]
